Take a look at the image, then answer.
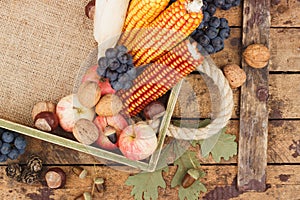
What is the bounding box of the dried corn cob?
[128,0,203,66]
[118,0,169,46]
[120,39,204,116]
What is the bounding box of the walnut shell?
[77,81,101,108]
[243,44,270,68]
[73,119,99,145]
[223,64,247,89]
[95,94,123,116]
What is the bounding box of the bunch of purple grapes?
[191,0,241,54]
[0,128,27,162]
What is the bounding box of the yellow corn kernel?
[118,0,169,46]
[129,0,203,66]
[119,39,204,116]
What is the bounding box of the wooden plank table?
[0,0,299,199]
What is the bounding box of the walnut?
[223,64,246,89]
[243,44,270,68]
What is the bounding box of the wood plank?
[215,6,242,27]
[0,165,299,199]
[269,74,300,119]
[210,28,242,68]
[270,0,300,27]
[269,28,300,72]
[238,0,271,192]
[173,74,300,119]
[173,74,240,119]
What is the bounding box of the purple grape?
[221,3,232,10]
[2,131,14,143]
[14,136,27,150]
[1,143,11,155]
[207,4,217,15]
[108,58,120,70]
[219,18,229,28]
[105,48,118,58]
[8,148,19,160]
[219,28,230,39]
[209,16,221,28]
[206,27,218,39]
[199,35,211,47]
[214,0,225,7]
[204,45,215,54]
[0,154,8,162]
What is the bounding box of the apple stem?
[73,106,83,113]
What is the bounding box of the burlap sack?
[0,0,97,126]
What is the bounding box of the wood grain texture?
[238,0,271,192]
[0,165,299,200]
[269,74,300,119]
[270,0,300,27]
[173,74,300,119]
[269,29,300,72]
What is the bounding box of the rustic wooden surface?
[1,0,300,199]
[238,0,270,192]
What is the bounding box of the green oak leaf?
[171,151,202,188]
[178,180,207,200]
[125,167,168,200]
[194,128,237,163]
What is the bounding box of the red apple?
[81,65,115,96]
[81,65,100,83]
[118,123,158,161]
[98,77,116,96]
[56,94,95,132]
[94,114,128,150]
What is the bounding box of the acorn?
[181,169,201,188]
[94,177,105,193]
[72,166,88,179]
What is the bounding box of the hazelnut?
[45,167,66,189]
[243,44,270,68]
[32,101,56,121]
[34,111,59,132]
[72,119,99,145]
[223,64,247,89]
[85,0,95,20]
[77,81,101,108]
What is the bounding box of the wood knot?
[256,87,269,102]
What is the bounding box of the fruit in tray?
[94,114,128,150]
[56,94,95,132]
[118,122,158,161]
[31,0,228,161]
[97,46,137,91]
